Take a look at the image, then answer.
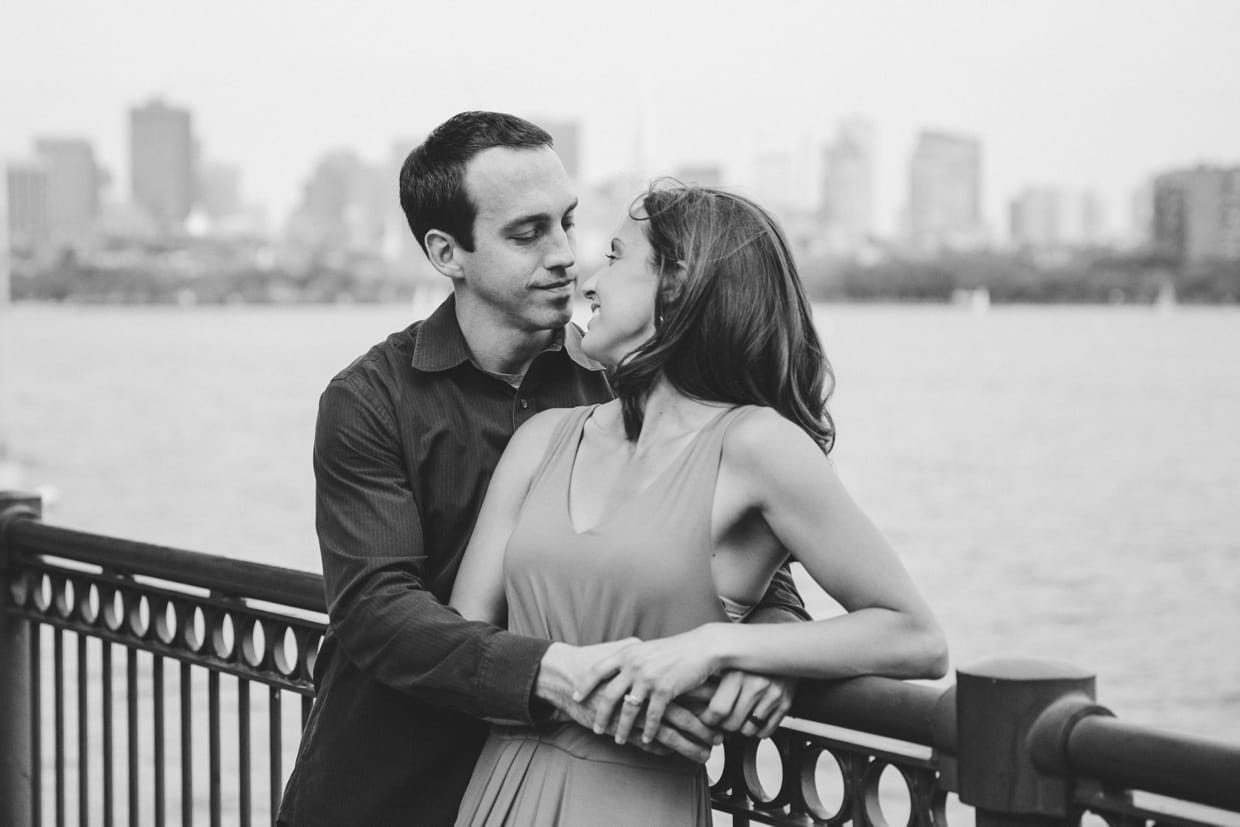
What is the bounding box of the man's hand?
[683,671,797,739]
[535,641,721,762]
[555,693,720,762]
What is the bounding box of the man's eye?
[511,232,539,243]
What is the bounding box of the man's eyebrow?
[500,199,579,233]
[500,212,549,233]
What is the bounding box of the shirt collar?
[411,293,603,374]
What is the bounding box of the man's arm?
[315,377,548,724]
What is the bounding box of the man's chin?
[534,303,574,330]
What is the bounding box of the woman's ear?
[658,260,689,308]
[425,229,465,280]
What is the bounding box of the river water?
[3,299,1238,755]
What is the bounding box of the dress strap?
[524,405,597,494]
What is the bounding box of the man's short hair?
[399,111,554,255]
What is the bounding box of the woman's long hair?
[610,180,836,453]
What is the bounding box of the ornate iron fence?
[3,491,1239,827]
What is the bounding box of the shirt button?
[519,399,529,410]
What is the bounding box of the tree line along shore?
[9,250,1239,306]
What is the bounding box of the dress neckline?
[564,404,734,536]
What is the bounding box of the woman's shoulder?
[722,405,826,474]
[509,403,603,452]
[514,405,582,439]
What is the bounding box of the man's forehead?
[466,146,576,222]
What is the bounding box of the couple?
[277,111,947,826]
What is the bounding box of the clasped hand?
[569,629,795,757]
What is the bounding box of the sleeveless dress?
[454,404,752,826]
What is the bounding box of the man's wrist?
[533,642,575,707]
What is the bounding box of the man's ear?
[425,229,465,280]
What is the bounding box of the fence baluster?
[153,656,165,827]
[78,634,89,827]
[102,641,112,827]
[31,622,43,827]
[269,687,282,820]
[53,627,64,827]
[180,662,192,827]
[209,669,220,827]
[238,678,251,827]
[126,648,138,827]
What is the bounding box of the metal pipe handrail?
[1066,714,1240,812]
[791,674,956,753]
[2,516,326,613]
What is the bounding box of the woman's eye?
[604,253,617,264]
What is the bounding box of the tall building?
[386,137,427,265]
[673,163,725,188]
[129,98,196,225]
[753,150,798,215]
[5,160,50,251]
[906,130,984,251]
[33,137,103,244]
[541,120,582,180]
[1152,165,1240,262]
[820,118,876,252]
[1009,187,1104,250]
[285,149,387,263]
[198,161,241,220]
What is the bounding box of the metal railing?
[3,491,1239,827]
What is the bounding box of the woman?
[450,182,947,825]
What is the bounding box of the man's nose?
[544,225,575,272]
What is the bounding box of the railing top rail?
[792,674,955,753]
[1,515,327,613]
[1066,714,1240,813]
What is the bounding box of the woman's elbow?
[885,611,949,680]
[910,618,950,680]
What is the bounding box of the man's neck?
[454,290,556,376]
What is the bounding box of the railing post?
[956,658,1102,826]
[0,490,43,827]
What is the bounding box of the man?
[277,111,808,825]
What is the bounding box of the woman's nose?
[580,267,599,298]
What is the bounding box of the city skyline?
[3,0,1239,242]
[9,95,1239,259]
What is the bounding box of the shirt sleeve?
[313,376,551,724]
[746,560,812,624]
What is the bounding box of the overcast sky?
[3,0,1239,238]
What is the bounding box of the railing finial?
[957,657,1101,826]
[0,489,42,827]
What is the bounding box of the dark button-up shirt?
[278,295,808,826]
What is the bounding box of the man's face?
[454,146,579,333]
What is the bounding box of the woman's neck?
[630,380,729,448]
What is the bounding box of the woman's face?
[579,214,662,370]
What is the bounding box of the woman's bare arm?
[576,408,948,743]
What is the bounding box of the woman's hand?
[573,625,725,746]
